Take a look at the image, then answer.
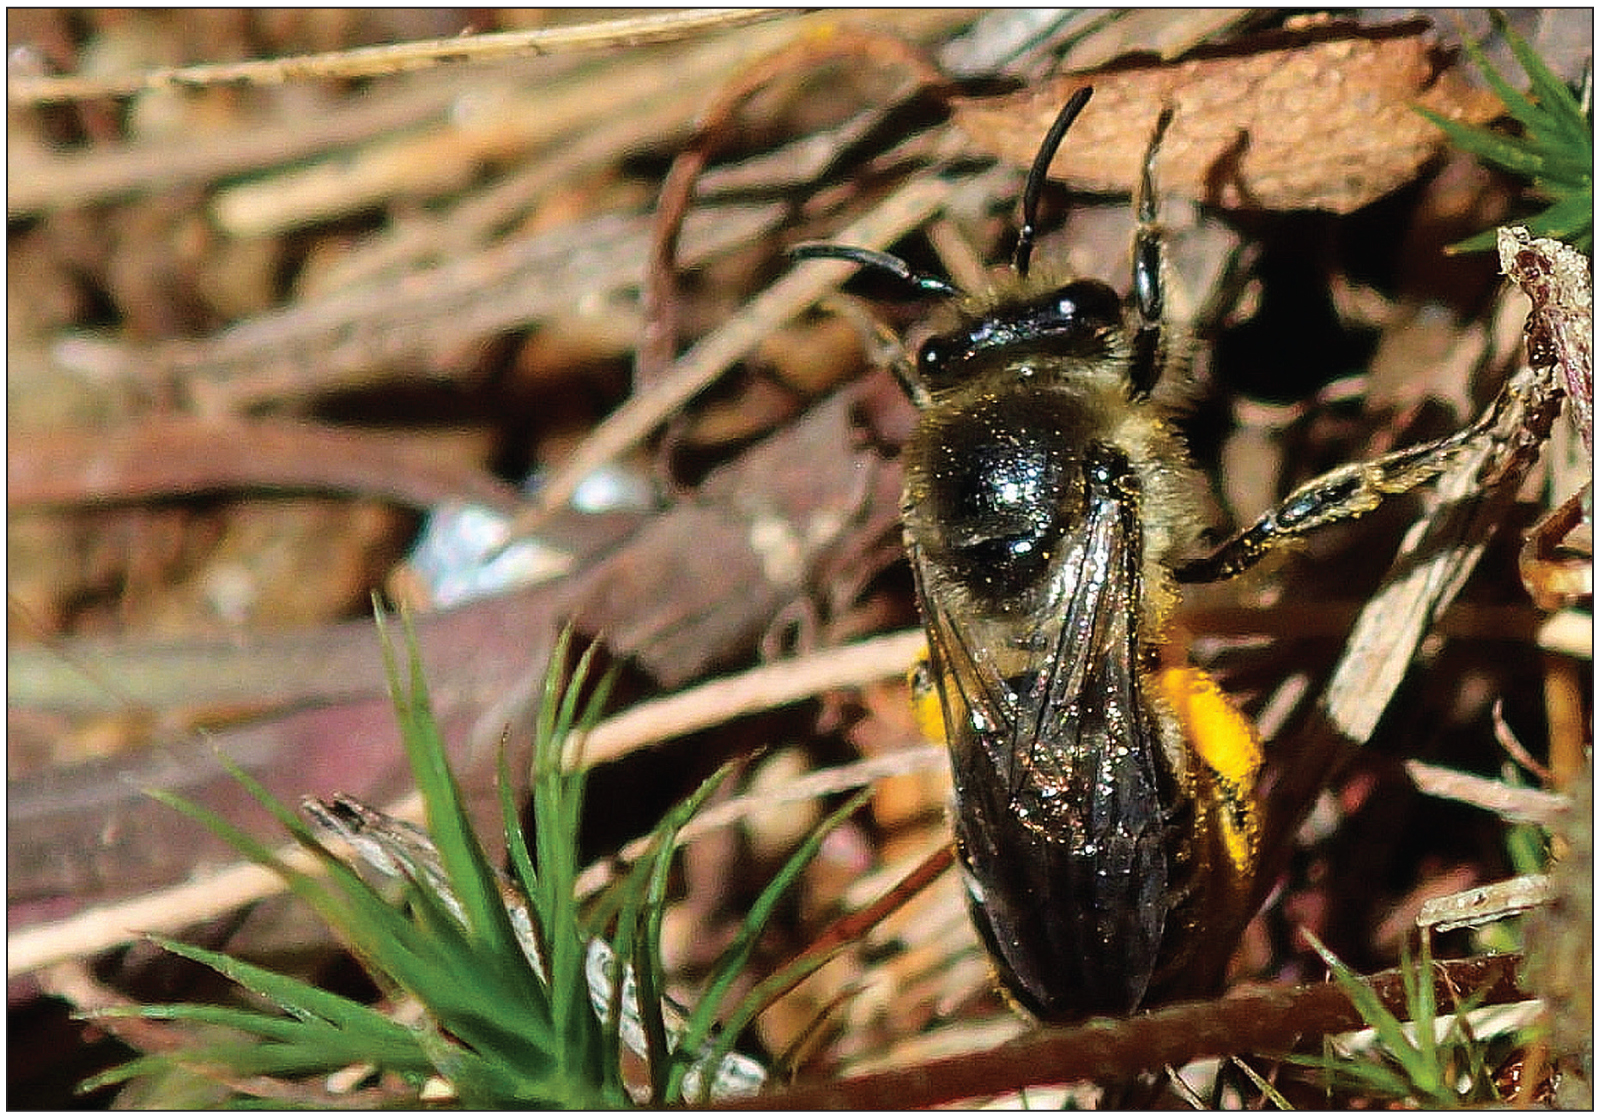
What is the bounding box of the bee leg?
[1128,104,1175,398]
[1174,402,1505,584]
[815,289,930,407]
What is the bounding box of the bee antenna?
[1014,85,1093,279]
[790,242,962,298]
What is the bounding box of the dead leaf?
[951,22,1504,213]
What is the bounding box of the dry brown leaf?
[951,22,1504,213]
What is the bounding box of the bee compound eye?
[917,333,953,384]
[1049,280,1122,328]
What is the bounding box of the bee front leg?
[1174,401,1507,584]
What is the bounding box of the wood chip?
[950,22,1504,213]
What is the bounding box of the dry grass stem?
[7,9,794,103]
[1404,758,1572,825]
[8,849,319,978]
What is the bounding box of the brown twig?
[7,416,521,513]
[576,628,925,768]
[499,31,952,544]
[9,852,319,978]
[574,746,946,899]
[74,202,779,410]
[499,172,953,540]
[740,843,958,1022]
[8,77,471,215]
[733,955,1529,1109]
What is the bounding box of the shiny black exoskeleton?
[793,82,1497,1024]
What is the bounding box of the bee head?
[914,278,1124,394]
[791,86,1140,403]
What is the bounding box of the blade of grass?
[144,935,421,1043]
[1302,930,1424,1078]
[615,761,737,1101]
[144,783,556,1095]
[85,612,642,1107]
[197,752,568,1080]
[498,625,620,1095]
[536,632,613,1060]
[143,783,428,976]
[674,787,872,1103]
[1524,191,1593,237]
[1455,28,1550,142]
[1401,935,1444,1099]
[1489,11,1591,149]
[374,608,532,981]
[1416,106,1549,174]
[1228,1055,1295,1110]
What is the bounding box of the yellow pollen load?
[908,656,947,744]
[1157,664,1262,874]
[1158,665,1260,784]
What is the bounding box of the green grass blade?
[674,787,872,1103]
[135,785,554,1093]
[529,627,577,941]
[374,609,533,981]
[618,761,738,1100]
[372,610,608,1097]
[1454,22,1551,141]
[143,936,415,1040]
[584,824,659,940]
[535,634,613,1058]
[632,779,692,1102]
[1302,930,1423,1077]
[1400,935,1444,1099]
[142,785,424,971]
[1525,191,1595,242]
[1424,17,1592,255]
[165,779,543,1056]
[695,937,841,1074]
[1492,11,1592,148]
[496,713,631,1102]
[519,627,624,1090]
[588,820,660,1092]
[88,610,653,1107]
[153,789,564,1099]
[1291,1047,1416,1099]
[92,1002,320,1046]
[78,1053,200,1095]
[1416,105,1549,175]
[100,1004,433,1083]
[1446,227,1501,254]
[82,978,436,1096]
[1228,1055,1295,1110]
[1527,134,1594,183]
[497,746,543,958]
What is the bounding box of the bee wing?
[913,448,1173,1018]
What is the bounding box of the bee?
[795,86,1505,1022]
